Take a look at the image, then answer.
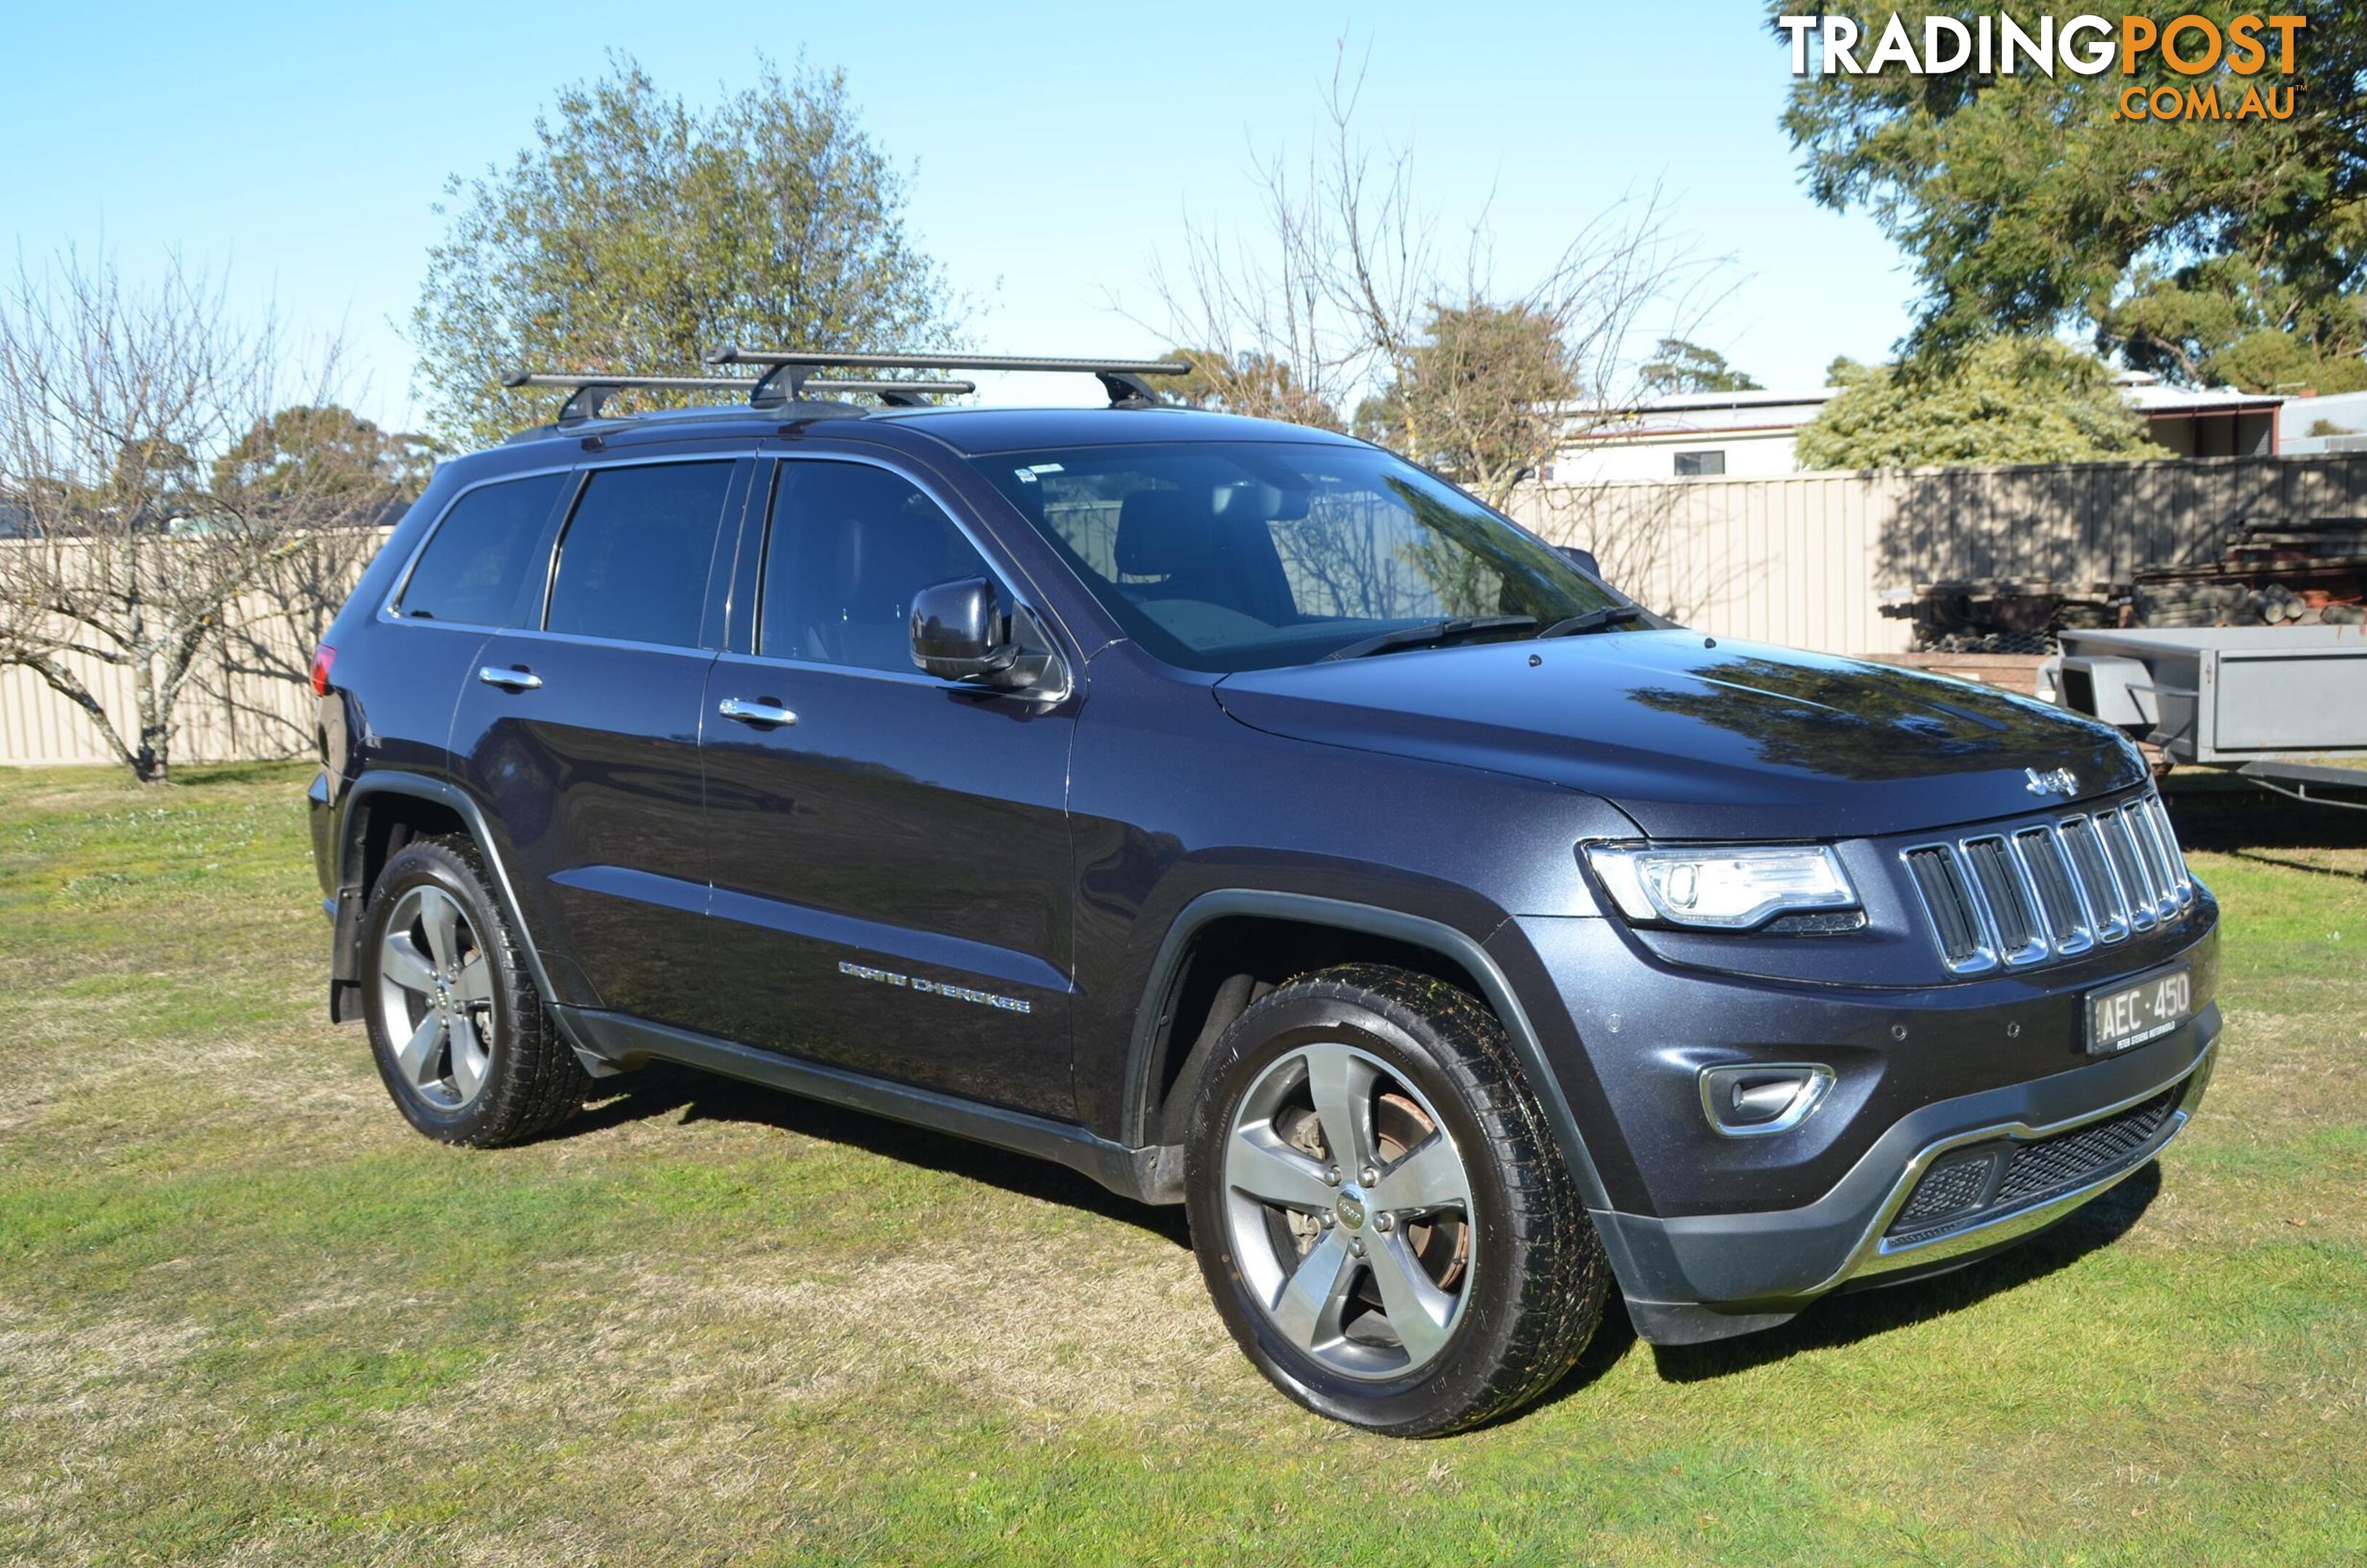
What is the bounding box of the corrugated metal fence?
[1511,449,2367,656]
[1,533,384,769]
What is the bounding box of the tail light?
[309,645,336,696]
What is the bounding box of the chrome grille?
[1905,846,1991,971]
[2097,809,2157,931]
[1901,792,2196,974]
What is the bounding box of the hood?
[1213,632,2143,839]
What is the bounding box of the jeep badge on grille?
[2024,767,2079,798]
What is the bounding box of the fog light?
[1698,1063,1834,1137]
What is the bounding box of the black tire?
[359,836,585,1147]
[1184,963,1611,1435]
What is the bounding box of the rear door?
[367,468,573,780]
[450,454,751,1024]
[690,453,1080,1117]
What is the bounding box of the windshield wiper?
[1320,615,1537,662]
[1537,604,1644,639]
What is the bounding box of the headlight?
[1585,843,1857,931]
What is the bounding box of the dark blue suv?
[308,354,2220,1434]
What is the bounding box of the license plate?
[2086,964,2193,1056]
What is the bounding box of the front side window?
[758,461,997,674]
[977,442,1622,672]
[544,462,735,648]
[398,472,568,626]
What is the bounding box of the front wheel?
[1184,965,1611,1435]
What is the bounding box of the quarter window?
[759,462,997,674]
[398,473,568,626]
[544,462,735,648]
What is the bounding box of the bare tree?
[0,250,396,782]
[1146,49,1718,515]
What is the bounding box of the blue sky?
[1,1,1920,428]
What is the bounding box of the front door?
[449,455,748,1025]
[693,455,1079,1118]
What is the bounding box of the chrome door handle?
[718,697,797,727]
[478,666,543,691]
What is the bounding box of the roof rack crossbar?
[706,348,1190,407]
[502,369,972,422]
[504,372,759,425]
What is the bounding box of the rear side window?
[398,473,566,626]
[544,462,735,648]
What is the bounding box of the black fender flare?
[1120,889,1614,1214]
[334,771,572,1023]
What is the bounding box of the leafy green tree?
[414,55,961,445]
[1795,336,2161,469]
[1776,4,2367,392]
[1639,338,1763,396]
[212,407,434,505]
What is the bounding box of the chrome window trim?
[711,645,997,695]
[461,625,729,663]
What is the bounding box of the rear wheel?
[1185,964,1611,1435]
[359,837,585,1146]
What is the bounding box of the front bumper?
[1596,1013,2218,1344]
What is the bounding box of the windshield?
[977,441,1624,673]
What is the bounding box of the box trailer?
[2038,625,2367,808]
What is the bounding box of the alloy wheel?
[1222,1040,1478,1380]
[373,884,496,1111]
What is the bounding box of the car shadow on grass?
[562,1061,1194,1248]
[555,1061,2162,1408]
[1637,1161,2162,1385]
[2169,784,2367,872]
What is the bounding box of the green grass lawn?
[2,762,2363,1567]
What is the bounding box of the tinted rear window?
[544,462,735,648]
[398,473,566,626]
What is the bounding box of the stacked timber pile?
[1883,580,2125,654]
[2135,518,2367,627]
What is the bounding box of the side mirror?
[910,577,1020,682]
[1558,544,1602,579]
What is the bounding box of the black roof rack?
[502,370,977,425]
[701,348,1192,408]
